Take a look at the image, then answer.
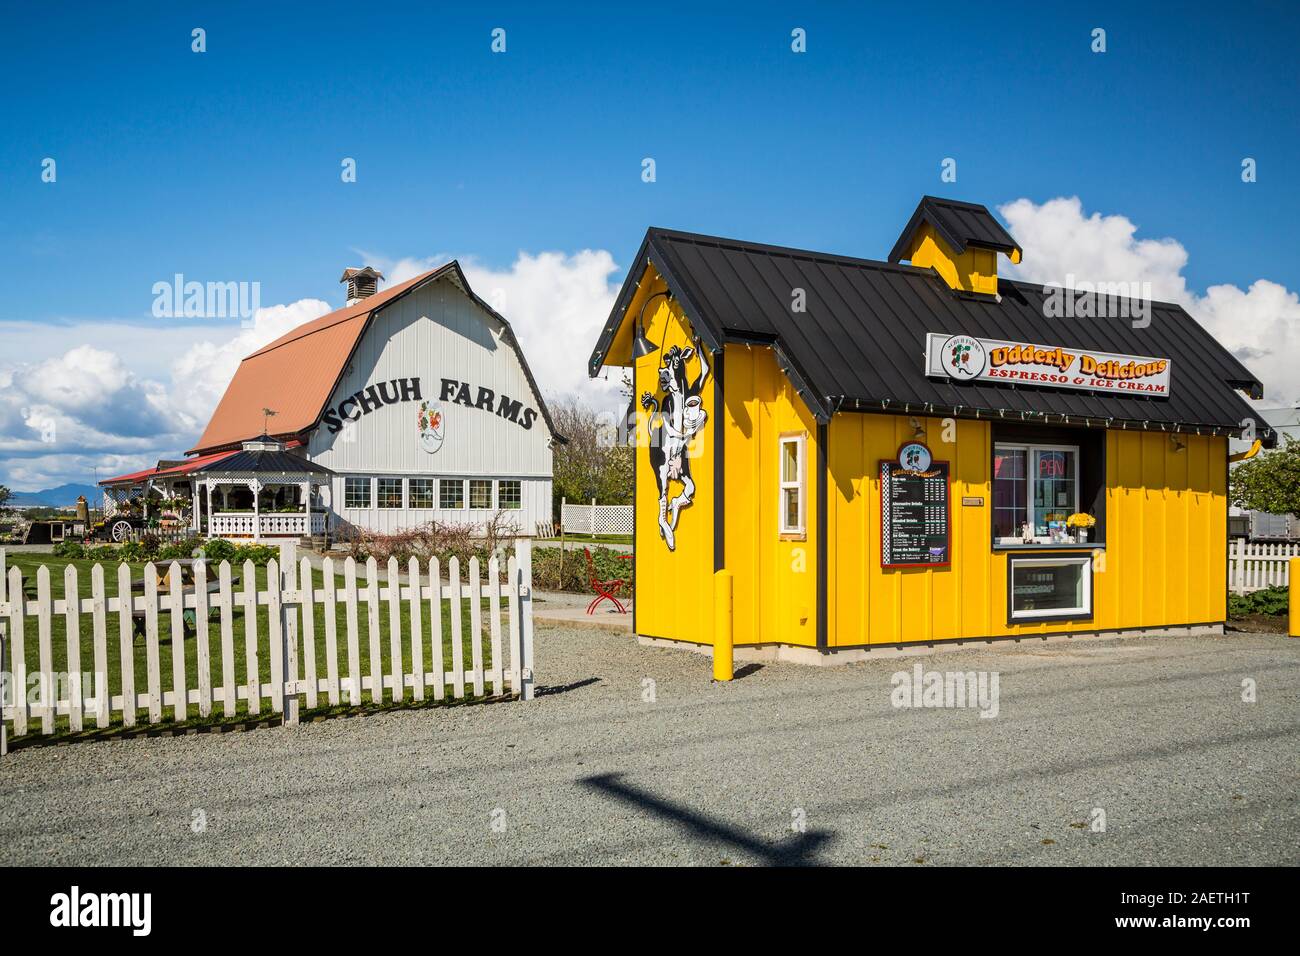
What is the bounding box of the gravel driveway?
[2,627,1297,866]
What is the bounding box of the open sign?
[1039,453,1067,478]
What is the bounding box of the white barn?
[102,263,561,541]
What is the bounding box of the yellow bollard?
[713,569,733,681]
[1291,559,1300,638]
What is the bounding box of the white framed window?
[344,476,371,509]
[439,479,464,510]
[993,443,1079,544]
[409,478,434,509]
[778,432,806,537]
[469,479,494,510]
[377,478,403,509]
[1008,554,1092,622]
[498,480,522,510]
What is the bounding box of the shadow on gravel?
[581,772,833,866]
[536,677,601,697]
[733,663,764,680]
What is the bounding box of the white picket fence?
[560,498,633,537]
[1229,539,1298,594]
[0,542,534,746]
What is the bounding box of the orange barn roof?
[188,267,446,454]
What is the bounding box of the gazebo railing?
[209,512,326,538]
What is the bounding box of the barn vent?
[340,266,384,305]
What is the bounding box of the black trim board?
[713,348,725,573]
[816,421,828,651]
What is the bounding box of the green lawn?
[1,553,511,739]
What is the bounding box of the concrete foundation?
[637,622,1227,665]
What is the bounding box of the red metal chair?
[583,548,628,615]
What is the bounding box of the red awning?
[99,449,239,487]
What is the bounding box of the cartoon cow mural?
[640,340,710,550]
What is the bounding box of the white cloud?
[1001,196,1300,408]
[0,246,625,491]
[358,248,625,410]
[166,299,331,426]
[460,250,623,407]
[0,300,330,491]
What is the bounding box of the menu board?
[880,452,950,568]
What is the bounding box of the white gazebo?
[192,436,334,540]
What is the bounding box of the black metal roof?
[888,195,1023,262]
[191,447,335,476]
[589,227,1275,445]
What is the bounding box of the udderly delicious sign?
[924,332,1173,396]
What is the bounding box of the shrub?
[156,541,195,561]
[119,540,148,562]
[52,540,87,559]
[235,544,279,566]
[533,546,633,593]
[338,518,517,568]
[195,538,237,564]
[1229,586,1289,617]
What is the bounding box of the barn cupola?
[340,266,385,305]
[887,196,1022,296]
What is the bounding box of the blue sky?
[2,1,1299,489]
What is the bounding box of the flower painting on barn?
[418,400,444,454]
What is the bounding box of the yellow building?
[588,196,1278,662]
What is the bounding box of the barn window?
[344,476,371,509]
[469,479,494,509]
[409,479,434,509]
[439,479,464,509]
[498,480,522,509]
[993,443,1079,543]
[778,432,806,537]
[377,478,403,509]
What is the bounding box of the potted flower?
[1067,513,1096,542]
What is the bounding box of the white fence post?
[279,540,299,726]
[0,543,539,746]
[0,548,6,757]
[517,538,535,701]
[561,500,633,538]
[1228,539,1299,594]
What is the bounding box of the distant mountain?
[4,483,101,508]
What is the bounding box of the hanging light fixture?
[632,290,670,359]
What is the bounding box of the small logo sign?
[941,334,986,380]
[418,400,444,453]
[898,441,932,473]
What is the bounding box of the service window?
[409,478,434,509]
[778,433,806,537]
[439,479,465,510]
[377,478,404,509]
[993,443,1079,544]
[498,480,522,510]
[344,476,371,509]
[1008,554,1092,623]
[469,479,494,509]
